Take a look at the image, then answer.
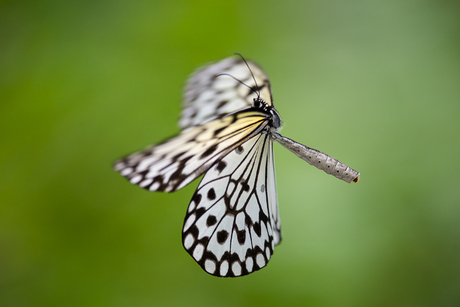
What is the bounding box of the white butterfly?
[114,55,360,277]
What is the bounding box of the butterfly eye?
[253,98,261,108]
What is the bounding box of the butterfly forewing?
[181,57,273,129]
[182,132,281,277]
[114,109,270,192]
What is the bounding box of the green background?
[1,1,459,306]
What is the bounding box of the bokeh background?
[1,1,459,306]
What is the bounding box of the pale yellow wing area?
[114,109,270,192]
[180,57,273,129]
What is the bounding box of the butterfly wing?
[182,132,281,277]
[180,57,274,129]
[114,109,270,193]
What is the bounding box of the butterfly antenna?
[234,52,260,97]
[214,73,257,94]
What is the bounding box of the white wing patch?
[182,132,281,277]
[181,57,273,129]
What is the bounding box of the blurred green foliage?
[1,1,459,306]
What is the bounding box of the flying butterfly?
[114,55,360,277]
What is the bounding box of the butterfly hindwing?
[181,57,273,129]
[182,132,281,277]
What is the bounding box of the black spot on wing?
[200,144,218,158]
[192,192,202,206]
[195,207,206,219]
[217,230,229,244]
[207,188,216,200]
[172,152,186,161]
[169,156,192,190]
[213,126,226,137]
[216,161,227,173]
[216,100,228,109]
[253,222,262,237]
[206,215,217,227]
[229,114,238,124]
[241,180,250,192]
[237,230,246,245]
[260,184,265,193]
[245,215,253,227]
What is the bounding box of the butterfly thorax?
[253,97,282,131]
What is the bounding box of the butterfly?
[114,55,360,277]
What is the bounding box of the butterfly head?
[253,96,282,130]
[253,96,266,110]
